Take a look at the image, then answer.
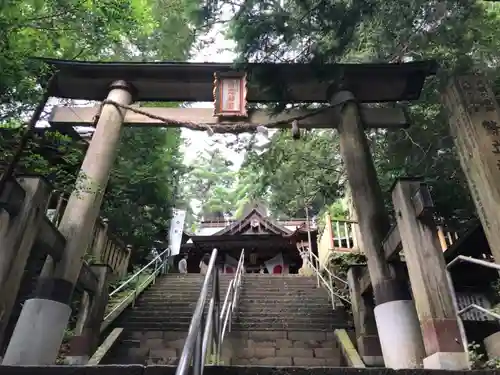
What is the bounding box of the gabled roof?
[214,206,293,236]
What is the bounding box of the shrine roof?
[213,206,293,236]
[36,58,438,103]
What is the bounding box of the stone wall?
[226,330,343,366]
[101,330,343,367]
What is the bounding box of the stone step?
[127,301,339,309]
[124,308,338,317]
[143,288,321,294]
[140,290,324,297]
[122,310,340,318]
[19,365,384,374]
[120,315,342,323]
[115,322,345,331]
[137,296,329,303]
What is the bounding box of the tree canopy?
[3,0,500,256]
[181,0,500,230]
[0,0,202,264]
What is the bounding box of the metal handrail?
[458,304,500,321]
[220,249,245,341]
[447,255,500,271]
[446,254,500,361]
[104,247,171,321]
[302,250,351,306]
[176,248,221,375]
[446,255,500,322]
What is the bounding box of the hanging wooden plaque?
[213,72,248,118]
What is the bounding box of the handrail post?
[328,271,335,309]
[214,269,221,363]
[132,275,139,308]
[193,323,203,375]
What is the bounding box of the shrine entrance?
[180,205,311,275]
[1,57,443,368]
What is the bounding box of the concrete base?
[362,355,385,367]
[356,335,384,366]
[374,300,425,369]
[484,331,500,360]
[423,351,469,370]
[1,298,72,365]
[65,355,89,365]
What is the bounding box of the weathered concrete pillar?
[442,75,500,262]
[336,96,425,368]
[347,265,384,366]
[2,81,133,365]
[392,178,468,369]
[66,265,110,364]
[484,332,500,360]
[0,177,52,348]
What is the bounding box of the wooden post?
[2,80,133,366]
[442,75,500,262]
[94,218,109,261]
[437,226,448,252]
[74,292,90,336]
[391,178,468,369]
[346,187,363,251]
[66,265,110,364]
[325,212,335,250]
[0,177,51,349]
[336,96,425,368]
[347,265,384,366]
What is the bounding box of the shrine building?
[180,204,317,274]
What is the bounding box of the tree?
[238,129,344,217]
[0,0,202,264]
[197,0,500,228]
[181,148,237,221]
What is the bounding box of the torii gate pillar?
[2,80,133,365]
[442,74,500,262]
[335,93,426,368]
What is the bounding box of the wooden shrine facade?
[180,206,317,274]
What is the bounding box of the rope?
[94,99,338,135]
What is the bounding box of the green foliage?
[189,0,500,227]
[102,125,185,264]
[239,130,343,218]
[0,0,203,266]
[0,129,85,193]
[469,342,500,369]
[181,148,237,220]
[327,252,367,281]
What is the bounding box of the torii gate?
[2,58,439,367]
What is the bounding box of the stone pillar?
[347,265,384,366]
[442,75,500,262]
[484,332,500,360]
[392,178,468,369]
[66,265,110,364]
[336,95,425,368]
[0,177,52,348]
[2,81,133,365]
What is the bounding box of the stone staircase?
[225,274,349,366]
[103,273,230,364]
[102,273,351,367]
